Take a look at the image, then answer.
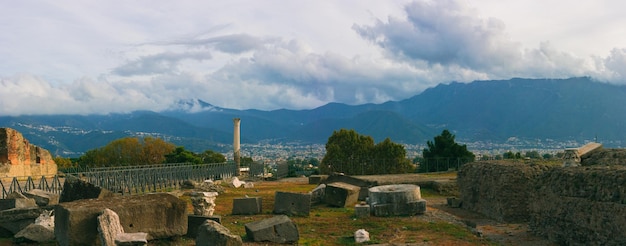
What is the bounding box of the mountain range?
[2,77,625,157]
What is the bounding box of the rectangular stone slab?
[54,193,187,246]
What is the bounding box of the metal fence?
[249,161,265,179]
[274,161,289,179]
[417,157,474,173]
[0,175,64,199]
[81,162,237,195]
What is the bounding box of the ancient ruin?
[458,160,626,245]
[562,142,602,167]
[368,184,426,216]
[0,128,57,178]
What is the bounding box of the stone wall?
[459,161,626,245]
[0,128,57,177]
[581,148,626,166]
[457,161,551,223]
[529,166,626,245]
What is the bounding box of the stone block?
[310,184,326,205]
[13,209,54,243]
[0,207,47,235]
[308,175,326,184]
[406,199,427,215]
[24,189,59,206]
[244,215,299,244]
[371,199,426,217]
[14,223,55,243]
[447,197,462,208]
[0,198,37,210]
[187,215,222,238]
[371,203,393,217]
[55,193,187,246]
[196,220,243,246]
[59,175,113,203]
[354,203,370,218]
[323,173,376,200]
[232,197,262,215]
[115,232,148,246]
[323,182,360,207]
[98,208,125,246]
[273,191,311,216]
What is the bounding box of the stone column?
[233,118,241,176]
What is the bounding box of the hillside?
[1,77,624,156]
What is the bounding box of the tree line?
[54,137,229,169]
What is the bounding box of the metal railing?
[417,157,474,173]
[0,175,64,199]
[82,162,237,195]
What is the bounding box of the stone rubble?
[354,229,370,243]
[13,209,54,243]
[190,191,218,216]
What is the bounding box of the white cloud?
[1,0,626,116]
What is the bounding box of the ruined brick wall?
[581,148,626,166]
[0,128,57,177]
[529,167,626,245]
[457,161,551,223]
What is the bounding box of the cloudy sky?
[2,0,626,116]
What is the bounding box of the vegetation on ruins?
[320,129,412,175]
[420,129,475,172]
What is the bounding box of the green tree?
[76,137,176,167]
[164,146,202,164]
[320,129,409,175]
[54,156,74,169]
[239,156,254,167]
[198,150,226,164]
[372,138,412,174]
[503,151,515,159]
[525,151,541,159]
[421,129,475,172]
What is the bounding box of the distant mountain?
[2,77,625,157]
[393,77,626,142]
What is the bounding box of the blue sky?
[1,0,625,115]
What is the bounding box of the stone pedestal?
[354,203,370,218]
[369,184,426,216]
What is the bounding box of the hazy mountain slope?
[292,110,435,144]
[396,77,626,141]
[2,77,626,156]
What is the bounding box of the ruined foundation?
[368,184,426,216]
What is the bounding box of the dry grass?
[195,178,493,245]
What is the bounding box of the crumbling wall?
[457,161,551,223]
[529,167,626,245]
[580,148,626,166]
[0,128,57,177]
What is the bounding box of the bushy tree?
[525,151,541,159]
[320,129,410,175]
[76,137,176,167]
[200,150,227,164]
[420,129,475,172]
[165,147,226,164]
[53,156,74,169]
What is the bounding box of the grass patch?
[196,178,492,245]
